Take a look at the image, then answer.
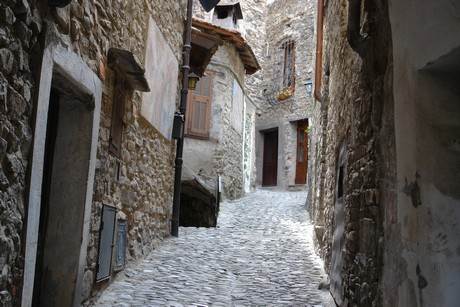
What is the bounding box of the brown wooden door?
[262,130,278,186]
[295,120,308,184]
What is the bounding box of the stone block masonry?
[307,0,393,305]
[0,0,187,305]
[184,44,247,200]
[0,0,39,305]
[254,0,316,189]
[64,0,185,303]
[240,0,268,109]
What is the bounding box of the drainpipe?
[171,0,194,237]
[314,0,324,101]
[347,0,368,56]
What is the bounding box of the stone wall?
[192,0,267,109]
[0,0,38,305]
[262,0,315,108]
[63,0,185,303]
[308,0,393,305]
[213,46,246,199]
[239,0,267,109]
[190,0,265,193]
[243,98,257,192]
[254,0,316,189]
[192,0,211,21]
[1,0,186,305]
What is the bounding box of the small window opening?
[217,8,229,19]
[109,76,127,159]
[114,160,121,181]
[338,165,344,199]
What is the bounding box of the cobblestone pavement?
[92,189,335,307]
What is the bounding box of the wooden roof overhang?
[107,48,150,91]
[190,29,224,77]
[191,19,261,75]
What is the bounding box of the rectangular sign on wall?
[142,16,179,139]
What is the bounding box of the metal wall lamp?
[188,72,200,90]
[305,78,313,97]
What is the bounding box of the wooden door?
[295,120,308,184]
[262,130,278,186]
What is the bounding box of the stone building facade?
[308,0,460,306]
[191,0,267,193]
[307,0,395,304]
[184,4,260,201]
[308,0,392,303]
[0,0,187,306]
[254,0,316,189]
[239,0,267,109]
[183,44,254,200]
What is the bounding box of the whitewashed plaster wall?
[386,1,460,306]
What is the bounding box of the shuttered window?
[185,72,213,139]
[109,76,127,158]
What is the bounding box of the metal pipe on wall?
[171,0,221,237]
[314,0,324,101]
[347,0,368,56]
[171,0,194,237]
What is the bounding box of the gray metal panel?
[96,205,116,281]
[114,220,127,271]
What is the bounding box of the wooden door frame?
[295,119,308,184]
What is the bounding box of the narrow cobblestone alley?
[92,189,334,307]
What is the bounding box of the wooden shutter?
[295,120,308,184]
[109,76,126,158]
[185,72,213,139]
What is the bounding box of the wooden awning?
[191,18,261,75]
[107,48,150,92]
[190,29,224,77]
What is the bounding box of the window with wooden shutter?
[109,76,127,158]
[185,71,213,139]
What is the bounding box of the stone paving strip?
[92,189,335,307]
